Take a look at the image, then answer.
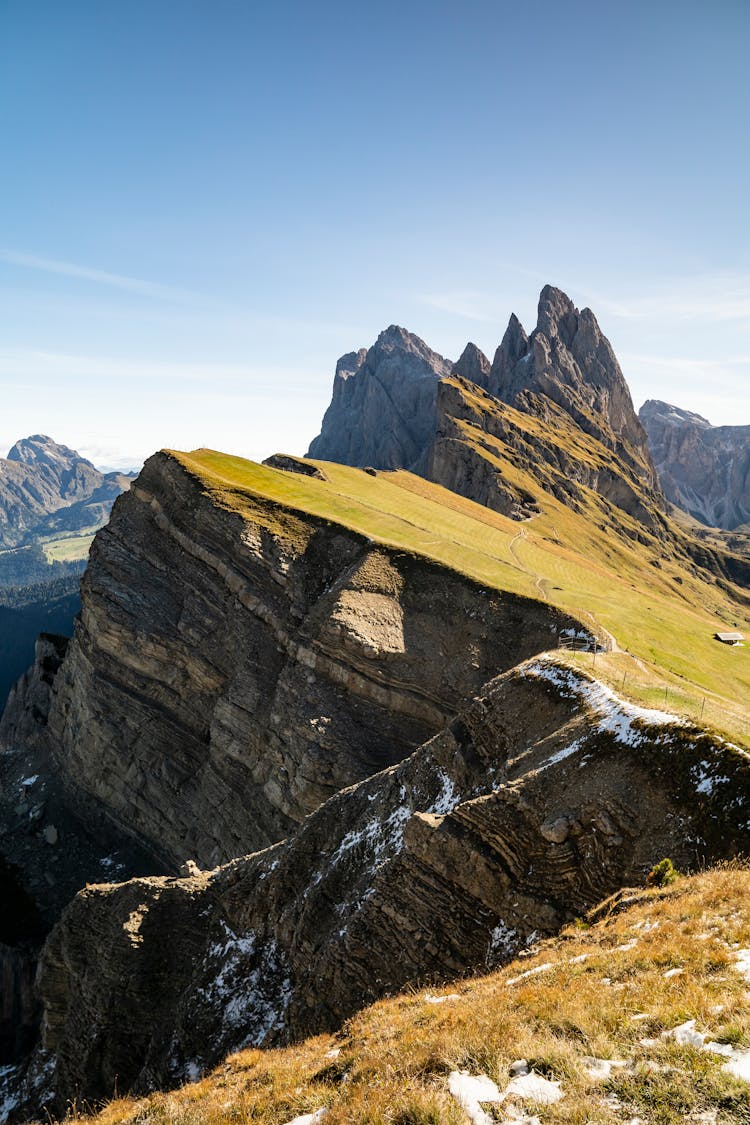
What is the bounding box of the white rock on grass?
[282,1110,328,1125]
[506,963,554,986]
[582,1056,628,1080]
[503,1072,562,1105]
[448,1066,563,1125]
[662,1020,706,1048]
[448,1071,502,1125]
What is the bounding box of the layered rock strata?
[18,660,750,1115]
[640,399,750,530]
[2,452,581,871]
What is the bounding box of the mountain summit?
[307,325,452,468]
[0,435,131,551]
[308,285,661,522]
[487,285,655,483]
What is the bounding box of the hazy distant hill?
[0,434,131,551]
[0,435,130,707]
[640,399,750,530]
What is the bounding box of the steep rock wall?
[7,452,581,870]
[640,399,750,530]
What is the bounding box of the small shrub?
[647,858,679,887]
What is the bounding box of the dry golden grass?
[68,866,750,1125]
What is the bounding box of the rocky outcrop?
[0,634,68,753]
[18,659,750,1115]
[640,399,750,529]
[487,286,658,489]
[422,378,665,527]
[0,435,131,550]
[4,451,583,872]
[453,342,491,387]
[307,328,452,468]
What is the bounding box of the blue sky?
[0,0,748,470]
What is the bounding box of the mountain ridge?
[308,285,662,524]
[0,433,132,552]
[640,398,750,530]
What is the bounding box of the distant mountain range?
[639,400,750,530]
[0,436,133,709]
[0,434,132,551]
[309,286,749,534]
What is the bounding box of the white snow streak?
[524,659,683,752]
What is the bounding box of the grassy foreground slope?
[83,865,750,1125]
[172,448,750,744]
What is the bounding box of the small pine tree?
[647,857,679,887]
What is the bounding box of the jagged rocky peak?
[306,283,661,505]
[335,348,367,380]
[535,283,580,344]
[307,324,452,469]
[486,285,657,488]
[489,312,530,393]
[453,341,490,387]
[639,399,750,530]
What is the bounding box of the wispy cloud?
[419,274,750,328]
[416,290,511,323]
[0,249,197,302]
[574,275,750,323]
[0,345,322,393]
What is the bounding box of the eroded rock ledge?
[1,452,581,871]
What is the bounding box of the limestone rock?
[453,342,491,388]
[262,454,327,480]
[488,286,658,491]
[0,633,68,753]
[640,399,750,529]
[306,287,662,524]
[307,328,452,468]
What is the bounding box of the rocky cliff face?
[640,399,750,530]
[422,377,666,527]
[17,659,750,1115]
[2,451,581,872]
[307,328,452,468]
[487,286,658,489]
[0,434,131,550]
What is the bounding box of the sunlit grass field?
[42,532,96,563]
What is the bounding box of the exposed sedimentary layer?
[18,660,750,1115]
[2,451,581,871]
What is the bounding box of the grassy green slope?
[171,448,750,744]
